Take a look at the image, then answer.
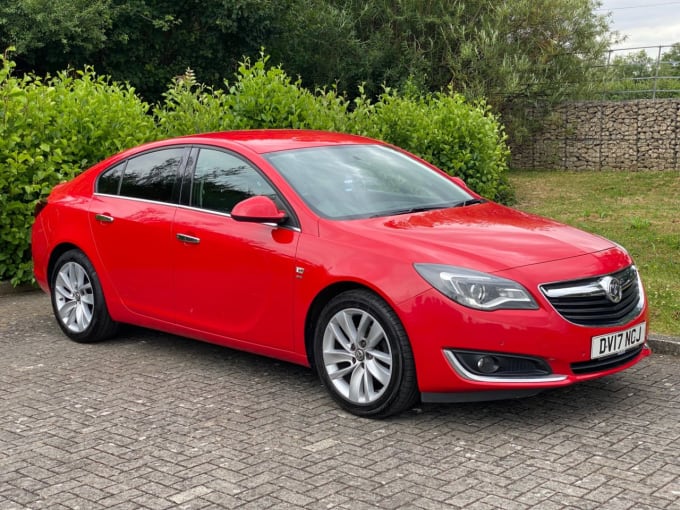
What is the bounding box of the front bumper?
[398,286,650,398]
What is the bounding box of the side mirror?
[231,195,288,224]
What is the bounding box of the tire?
[50,249,118,343]
[313,289,419,418]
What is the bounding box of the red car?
[32,130,650,417]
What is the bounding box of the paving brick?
[1,292,678,509]
[169,485,212,504]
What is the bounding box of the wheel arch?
[305,282,421,417]
[47,243,84,290]
[304,281,398,370]
[48,243,119,342]
[47,242,121,319]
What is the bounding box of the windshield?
[264,145,474,219]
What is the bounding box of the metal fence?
[598,45,680,99]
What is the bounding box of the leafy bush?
[0,53,155,284]
[155,54,349,137]
[157,56,509,199]
[2,52,510,286]
[154,69,235,137]
[349,85,509,199]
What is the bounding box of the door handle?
[95,213,114,223]
[176,233,200,244]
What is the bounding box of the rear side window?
[190,149,276,214]
[120,149,184,202]
[97,162,125,195]
[97,148,185,203]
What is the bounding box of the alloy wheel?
[54,261,95,333]
[321,307,394,404]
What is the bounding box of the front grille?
[571,345,644,374]
[540,266,643,327]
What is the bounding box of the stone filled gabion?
[511,99,680,170]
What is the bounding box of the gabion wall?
[510,99,680,170]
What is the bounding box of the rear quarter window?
[97,162,125,195]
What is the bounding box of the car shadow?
[100,325,649,428]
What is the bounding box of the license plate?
[591,322,646,359]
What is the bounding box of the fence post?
[653,45,662,100]
[603,50,613,100]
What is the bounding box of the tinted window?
[119,148,184,203]
[97,162,125,195]
[191,149,276,214]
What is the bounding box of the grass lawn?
[508,169,680,337]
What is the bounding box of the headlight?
[414,264,539,311]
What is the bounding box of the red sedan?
[32,130,650,417]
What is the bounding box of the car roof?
[179,129,379,154]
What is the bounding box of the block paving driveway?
[1,291,679,509]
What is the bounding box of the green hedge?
[348,85,509,199]
[154,55,351,136]
[1,52,510,286]
[0,56,156,284]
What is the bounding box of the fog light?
[449,350,553,378]
[476,355,500,374]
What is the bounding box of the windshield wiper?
[370,199,486,218]
[371,205,450,218]
[452,198,486,208]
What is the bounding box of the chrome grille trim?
[540,266,644,327]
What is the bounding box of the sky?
[598,1,680,54]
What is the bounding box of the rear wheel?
[51,250,118,343]
[314,289,419,418]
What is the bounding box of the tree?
[660,43,680,77]
[1,0,291,99]
[609,50,655,79]
[0,0,112,72]
[93,0,291,100]
[459,0,614,103]
[267,0,365,95]
[271,1,614,103]
[269,0,615,141]
[2,0,616,115]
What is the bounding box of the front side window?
[190,149,276,214]
[114,148,184,203]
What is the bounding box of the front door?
[172,148,299,350]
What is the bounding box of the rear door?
[89,147,187,322]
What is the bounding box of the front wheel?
[314,290,419,418]
[50,249,118,343]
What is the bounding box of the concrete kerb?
[648,333,680,356]
[2,280,678,356]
